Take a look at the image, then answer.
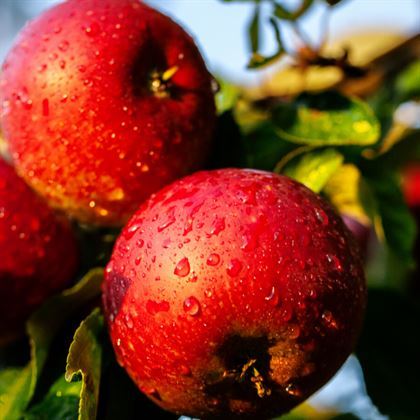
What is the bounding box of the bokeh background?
[1,0,419,84]
[0,1,419,419]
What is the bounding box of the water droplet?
[207,216,225,237]
[226,259,242,277]
[146,300,170,315]
[58,40,70,51]
[125,313,133,329]
[59,59,66,69]
[204,289,213,298]
[83,22,100,37]
[285,383,302,397]
[78,64,86,73]
[134,256,141,266]
[314,208,328,226]
[180,365,191,376]
[124,224,139,240]
[326,254,342,271]
[158,206,176,232]
[174,257,190,277]
[265,286,279,306]
[37,63,47,73]
[141,387,161,400]
[136,239,144,248]
[240,231,258,251]
[206,253,220,266]
[183,296,201,316]
[289,325,301,339]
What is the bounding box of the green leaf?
[395,60,420,102]
[0,269,103,420]
[65,309,104,420]
[272,91,381,146]
[283,148,344,193]
[356,289,420,419]
[215,78,241,114]
[23,376,81,420]
[248,3,260,54]
[323,164,371,226]
[363,169,416,267]
[273,0,314,20]
[244,122,296,170]
[247,18,285,69]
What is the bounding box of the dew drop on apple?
[180,364,192,376]
[326,254,342,272]
[206,253,220,266]
[314,208,329,226]
[285,383,302,397]
[174,257,190,277]
[146,299,170,315]
[183,296,201,316]
[265,285,279,306]
[124,224,139,240]
[157,206,176,232]
[226,259,242,277]
[207,216,225,237]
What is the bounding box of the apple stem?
[225,358,271,399]
[149,66,179,98]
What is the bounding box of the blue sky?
[1,0,419,84]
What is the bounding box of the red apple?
[0,0,216,226]
[102,168,366,419]
[403,164,420,208]
[0,159,78,345]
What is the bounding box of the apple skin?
[0,0,216,226]
[0,159,78,345]
[102,168,366,419]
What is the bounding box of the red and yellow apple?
[103,168,366,419]
[0,159,78,345]
[0,0,216,226]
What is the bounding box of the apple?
[402,164,420,208]
[102,168,366,419]
[0,0,216,226]
[0,159,78,345]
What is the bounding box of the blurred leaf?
[324,164,372,226]
[0,366,32,420]
[244,122,296,170]
[363,168,416,267]
[248,3,260,54]
[273,0,314,20]
[283,148,343,193]
[23,376,81,420]
[215,79,241,114]
[65,309,104,420]
[0,269,103,420]
[248,18,285,69]
[356,289,420,419]
[395,60,420,102]
[272,91,381,146]
[235,99,270,134]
